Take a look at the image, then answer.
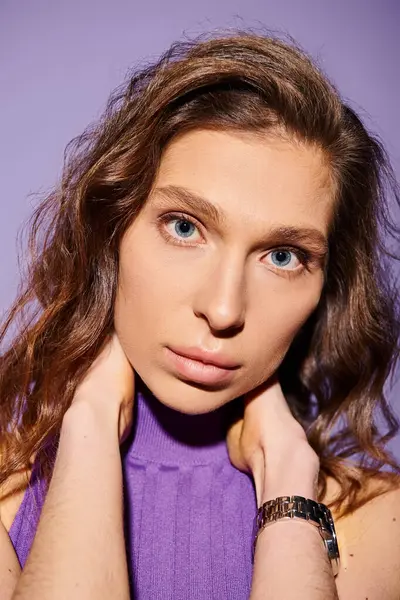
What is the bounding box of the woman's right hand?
[71,332,135,444]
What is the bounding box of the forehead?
[152,129,334,234]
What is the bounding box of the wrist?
[251,445,320,507]
[260,479,318,506]
[64,397,120,443]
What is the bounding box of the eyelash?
[157,212,313,276]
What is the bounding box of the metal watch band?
[252,495,340,577]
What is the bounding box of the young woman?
[1,30,400,600]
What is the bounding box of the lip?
[165,346,240,386]
[168,346,240,369]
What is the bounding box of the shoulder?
[324,473,400,599]
[0,463,32,533]
[0,457,28,595]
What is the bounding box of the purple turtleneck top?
[8,385,257,599]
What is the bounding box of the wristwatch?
[252,495,340,577]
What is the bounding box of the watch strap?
[252,495,340,577]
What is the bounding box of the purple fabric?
[8,386,257,599]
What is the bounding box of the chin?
[136,368,237,415]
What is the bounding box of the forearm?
[13,402,129,600]
[250,460,339,600]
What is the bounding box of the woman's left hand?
[226,374,320,505]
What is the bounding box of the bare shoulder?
[0,517,21,598]
[0,456,30,597]
[324,473,400,599]
[0,463,32,533]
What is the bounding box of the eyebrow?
[154,185,225,226]
[152,184,329,256]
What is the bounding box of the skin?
[4,128,400,600]
[114,128,334,415]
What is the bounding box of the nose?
[193,253,246,335]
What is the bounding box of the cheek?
[113,245,188,358]
[116,255,189,317]
[247,285,322,374]
[114,258,163,333]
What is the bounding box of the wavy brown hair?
[1,30,400,519]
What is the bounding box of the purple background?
[1,1,399,456]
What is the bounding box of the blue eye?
[271,250,291,266]
[269,249,300,270]
[160,214,203,244]
[174,219,196,238]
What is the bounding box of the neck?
[122,377,239,466]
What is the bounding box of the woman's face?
[114,129,334,414]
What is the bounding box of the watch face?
[318,525,340,577]
[322,529,340,558]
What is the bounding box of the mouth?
[164,346,240,387]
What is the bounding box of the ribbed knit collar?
[122,379,236,467]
